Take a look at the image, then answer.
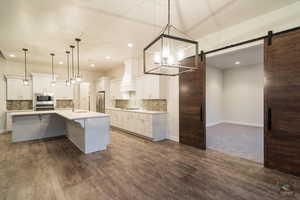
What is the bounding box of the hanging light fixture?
[50,53,56,87]
[143,0,199,76]
[66,51,71,86]
[22,48,29,86]
[70,45,76,84]
[75,38,82,82]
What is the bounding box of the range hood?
[121,59,138,92]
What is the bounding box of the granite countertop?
[106,107,167,114]
[9,110,109,120]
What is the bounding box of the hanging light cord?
[24,49,27,80]
[168,0,170,34]
[66,51,70,81]
[50,53,55,81]
[70,45,75,78]
[75,38,81,76]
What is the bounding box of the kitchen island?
[10,110,110,154]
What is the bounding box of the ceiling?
[207,44,263,69]
[0,0,297,72]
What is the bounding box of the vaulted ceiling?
[0,0,297,71]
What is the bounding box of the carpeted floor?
[206,123,264,163]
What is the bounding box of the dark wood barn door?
[179,56,206,149]
[264,29,300,176]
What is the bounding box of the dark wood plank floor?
[0,129,299,200]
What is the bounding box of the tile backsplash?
[7,100,33,110]
[115,99,167,111]
[56,100,73,109]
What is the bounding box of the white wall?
[206,64,264,127]
[206,66,223,127]
[0,58,7,133]
[0,61,103,133]
[166,76,179,142]
[197,1,300,52]
[223,64,264,127]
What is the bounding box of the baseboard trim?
[222,121,263,128]
[206,121,222,127]
[168,135,179,142]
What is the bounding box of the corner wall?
[223,64,264,127]
[0,58,7,133]
[206,64,264,128]
[206,66,223,127]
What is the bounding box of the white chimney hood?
[121,59,138,92]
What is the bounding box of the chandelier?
[143,0,199,76]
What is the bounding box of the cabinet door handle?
[268,108,272,130]
[200,104,203,122]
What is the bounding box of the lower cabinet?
[107,109,167,141]
[12,114,66,142]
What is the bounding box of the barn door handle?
[200,104,203,122]
[268,108,272,130]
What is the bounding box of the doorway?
[205,44,264,163]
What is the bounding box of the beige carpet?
[206,123,264,163]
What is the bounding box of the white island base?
[11,111,110,154]
[66,117,110,153]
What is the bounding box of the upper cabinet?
[136,75,167,99]
[96,77,110,92]
[55,81,73,100]
[110,80,129,100]
[32,73,56,94]
[6,76,32,100]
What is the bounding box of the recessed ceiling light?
[128,43,133,48]
[105,56,111,60]
[9,54,16,57]
[59,61,64,65]
[235,61,240,65]
[90,63,95,67]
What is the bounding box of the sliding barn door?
[264,29,300,176]
[179,56,206,149]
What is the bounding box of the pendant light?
[50,53,56,87]
[22,48,29,86]
[70,45,76,84]
[66,51,71,86]
[143,0,199,76]
[75,38,82,82]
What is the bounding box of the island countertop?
[9,110,109,120]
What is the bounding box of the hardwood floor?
[0,129,299,200]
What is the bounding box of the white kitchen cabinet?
[136,75,167,99]
[32,73,56,94]
[106,109,167,141]
[110,80,129,100]
[6,77,32,100]
[55,81,73,99]
[79,82,90,110]
[96,77,110,92]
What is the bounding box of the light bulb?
[76,75,82,82]
[153,52,161,64]
[23,79,29,86]
[167,55,175,65]
[51,81,56,87]
[71,78,76,84]
[177,51,184,61]
[66,80,71,86]
[162,47,170,58]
